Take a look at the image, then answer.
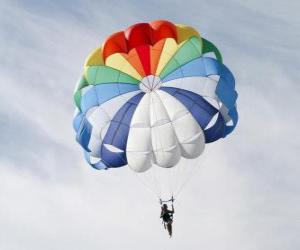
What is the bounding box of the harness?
[159,196,175,205]
[160,196,175,224]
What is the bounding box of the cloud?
[0,0,299,249]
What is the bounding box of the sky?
[0,0,299,249]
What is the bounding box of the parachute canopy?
[73,20,238,172]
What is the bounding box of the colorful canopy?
[73,20,238,172]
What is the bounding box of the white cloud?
[0,0,299,249]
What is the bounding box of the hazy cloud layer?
[0,0,299,249]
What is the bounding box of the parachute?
[73,20,238,200]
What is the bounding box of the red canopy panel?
[102,20,177,61]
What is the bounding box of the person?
[160,202,175,237]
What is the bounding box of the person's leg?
[167,222,172,237]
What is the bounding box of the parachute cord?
[171,163,179,199]
[134,171,161,200]
[171,158,182,198]
[174,160,203,199]
[174,167,193,198]
[152,165,162,198]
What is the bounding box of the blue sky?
[0,0,299,249]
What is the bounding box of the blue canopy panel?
[160,87,225,143]
[74,83,139,135]
[73,111,84,132]
[73,82,140,170]
[76,117,93,152]
[161,57,238,137]
[84,150,108,170]
[80,83,139,113]
[100,92,145,168]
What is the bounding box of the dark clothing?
[160,206,174,237]
[161,210,173,223]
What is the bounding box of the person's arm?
[171,204,174,214]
